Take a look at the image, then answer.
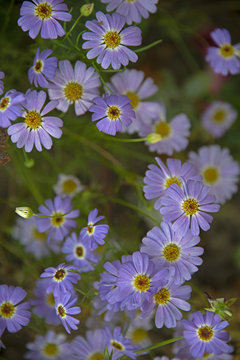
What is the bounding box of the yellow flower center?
[46,292,55,307]
[62,179,77,194]
[154,288,170,305]
[54,268,66,281]
[42,343,59,357]
[164,176,182,189]
[219,44,234,58]
[88,353,104,360]
[155,121,171,138]
[25,111,42,130]
[107,105,121,120]
[64,82,83,102]
[57,305,66,318]
[212,109,226,123]
[103,31,121,49]
[197,325,214,342]
[131,328,147,343]
[0,302,15,318]
[163,243,181,262]
[182,198,199,216]
[35,2,52,19]
[87,224,94,234]
[133,274,151,292]
[75,245,84,258]
[125,91,139,109]
[34,60,43,73]
[51,212,65,227]
[202,166,219,185]
[0,97,10,111]
[111,340,124,351]
[33,228,47,241]
[203,354,212,359]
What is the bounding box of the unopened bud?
[146,133,162,144]
[80,3,94,17]
[15,207,34,219]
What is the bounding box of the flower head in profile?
[89,94,134,135]
[53,174,84,199]
[202,101,237,138]
[48,60,100,116]
[0,71,5,95]
[82,11,142,69]
[18,0,72,39]
[80,208,109,249]
[189,145,240,204]
[55,292,81,334]
[105,326,138,360]
[206,28,240,75]
[0,90,25,128]
[28,48,58,88]
[8,90,63,152]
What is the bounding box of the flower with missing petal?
[105,326,138,360]
[55,292,81,334]
[80,208,109,249]
[0,90,25,128]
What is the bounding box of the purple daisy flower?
[0,90,25,128]
[48,60,100,116]
[25,330,72,360]
[80,208,109,250]
[28,48,58,88]
[146,103,191,155]
[18,0,72,40]
[71,329,110,360]
[89,94,134,135]
[189,145,240,204]
[8,90,63,152]
[82,11,142,70]
[143,157,200,210]
[62,232,99,272]
[202,101,237,138]
[101,0,159,25]
[0,71,5,95]
[0,285,31,335]
[107,69,161,134]
[160,179,220,236]
[36,195,80,242]
[55,292,81,334]
[40,263,81,296]
[105,326,138,360]
[141,272,191,329]
[206,28,240,76]
[141,222,204,285]
[182,311,231,358]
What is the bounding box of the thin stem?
[135,39,162,53]
[32,211,71,219]
[64,13,83,41]
[101,135,148,143]
[92,63,113,93]
[136,336,184,354]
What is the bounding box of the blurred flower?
[55,292,81,334]
[15,206,33,219]
[160,179,220,236]
[18,0,72,39]
[105,326,138,360]
[48,60,100,116]
[202,101,237,138]
[89,94,134,135]
[36,195,80,242]
[80,208,109,249]
[0,90,25,128]
[101,0,159,25]
[141,222,203,285]
[0,71,5,95]
[53,174,83,199]
[8,90,63,152]
[189,145,240,204]
[126,314,152,349]
[82,11,142,69]
[71,329,109,359]
[28,48,58,88]
[206,28,240,76]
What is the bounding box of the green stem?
[136,336,184,354]
[135,39,162,53]
[101,135,148,143]
[64,13,83,41]
[32,211,71,219]
[92,63,113,93]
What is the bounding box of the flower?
[141,222,204,285]
[98,259,123,305]
[105,326,138,360]
[205,28,240,76]
[62,232,99,272]
[25,330,72,360]
[126,314,152,349]
[101,0,159,25]
[40,263,81,296]
[143,157,200,210]
[71,329,110,360]
[8,90,63,152]
[0,90,25,128]
[36,195,80,242]
[55,292,81,334]
[182,311,231,358]
[28,48,58,88]
[160,179,220,236]
[0,285,31,335]
[141,273,191,328]
[80,208,109,249]
[53,174,84,198]
[146,103,191,155]
[107,69,160,134]
[82,11,142,69]
[18,0,72,39]
[202,101,237,138]
[0,71,5,95]
[48,60,100,116]
[89,94,134,135]
[189,145,240,204]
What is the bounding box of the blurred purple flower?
[0,90,25,128]
[0,71,5,95]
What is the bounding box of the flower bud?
[15,207,34,219]
[80,3,94,17]
[146,133,162,144]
